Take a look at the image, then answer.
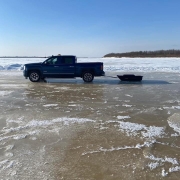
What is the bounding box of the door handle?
[54,66,59,67]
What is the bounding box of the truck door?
[42,56,62,78]
[42,56,75,78]
[59,56,75,78]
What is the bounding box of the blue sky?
[0,0,180,57]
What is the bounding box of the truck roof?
[50,55,76,58]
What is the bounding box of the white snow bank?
[0,57,180,72]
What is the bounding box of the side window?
[45,57,74,65]
[45,57,59,65]
[61,57,73,64]
[54,57,61,65]
[51,58,57,65]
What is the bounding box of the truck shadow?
[119,80,171,85]
[45,78,171,85]
[93,79,171,85]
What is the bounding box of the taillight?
[101,65,103,70]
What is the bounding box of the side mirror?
[44,61,49,65]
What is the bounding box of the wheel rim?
[30,72,39,81]
[84,73,92,82]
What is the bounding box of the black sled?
[117,74,143,81]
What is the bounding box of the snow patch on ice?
[141,126,165,138]
[169,166,180,172]
[6,161,14,169]
[0,91,13,96]
[172,106,180,110]
[145,154,178,165]
[125,94,133,97]
[54,87,70,90]
[0,133,27,142]
[13,134,27,140]
[5,152,13,157]
[119,121,165,139]
[122,104,133,107]
[171,133,179,137]
[117,115,130,120]
[82,145,139,156]
[2,117,95,135]
[168,113,180,135]
[82,141,156,156]
[43,104,58,107]
[0,160,15,170]
[107,118,165,139]
[5,145,14,151]
[147,162,160,170]
[0,160,9,168]
[145,153,180,176]
[0,84,26,88]
[162,168,168,177]
[30,137,37,140]
[119,121,146,135]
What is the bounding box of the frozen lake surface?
[0,58,180,179]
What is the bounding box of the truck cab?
[42,55,76,78]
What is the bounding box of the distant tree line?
[104,49,180,58]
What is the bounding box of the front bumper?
[23,70,28,78]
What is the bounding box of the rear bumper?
[94,71,105,77]
[97,71,105,76]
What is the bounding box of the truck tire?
[29,71,41,82]
[82,72,94,82]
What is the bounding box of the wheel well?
[28,70,41,77]
[81,69,94,77]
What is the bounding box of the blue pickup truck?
[23,55,105,82]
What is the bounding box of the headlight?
[23,65,26,70]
